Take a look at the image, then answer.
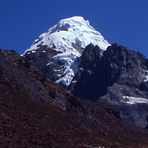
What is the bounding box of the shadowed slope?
[0,48,148,147]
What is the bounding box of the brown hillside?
[0,48,148,148]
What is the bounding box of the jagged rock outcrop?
[24,44,63,82]
[69,43,104,101]
[1,48,148,147]
[70,43,148,128]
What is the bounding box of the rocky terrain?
[25,35,148,130]
[70,43,148,128]
[22,16,148,130]
[1,48,148,147]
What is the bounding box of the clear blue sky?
[0,0,148,57]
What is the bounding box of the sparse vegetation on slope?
[0,48,148,147]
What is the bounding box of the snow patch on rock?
[143,70,148,82]
[123,96,148,104]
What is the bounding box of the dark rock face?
[24,45,63,82]
[1,48,148,147]
[69,43,104,101]
[70,43,148,128]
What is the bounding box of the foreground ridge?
[0,48,148,147]
[1,48,148,147]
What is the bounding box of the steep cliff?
[70,43,148,128]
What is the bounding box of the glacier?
[23,16,110,86]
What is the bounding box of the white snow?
[32,50,36,53]
[23,16,110,86]
[71,80,77,83]
[51,51,80,86]
[143,70,148,82]
[123,96,148,104]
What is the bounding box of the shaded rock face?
[1,48,148,147]
[70,44,148,128]
[69,44,104,101]
[24,45,63,82]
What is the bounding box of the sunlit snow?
[23,16,110,86]
[143,70,148,82]
[123,96,148,104]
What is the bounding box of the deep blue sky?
[0,0,148,57]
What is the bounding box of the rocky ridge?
[70,43,148,128]
[0,48,148,147]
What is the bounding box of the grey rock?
[70,43,148,128]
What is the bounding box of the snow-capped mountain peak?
[47,16,96,34]
[23,16,110,87]
[24,16,109,53]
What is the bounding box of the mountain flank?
[70,43,148,128]
[22,16,148,130]
[0,48,148,147]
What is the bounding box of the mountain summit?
[24,16,109,53]
[23,16,110,87]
